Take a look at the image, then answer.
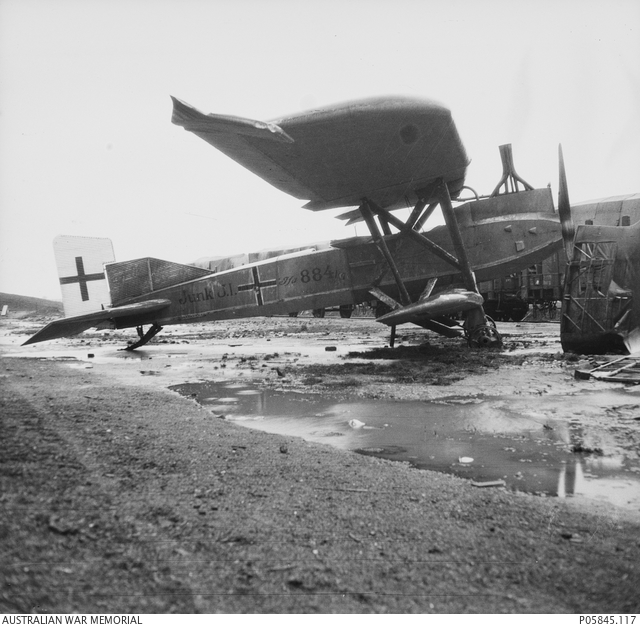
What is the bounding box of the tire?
[508,304,529,322]
[339,305,353,319]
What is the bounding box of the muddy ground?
[1,313,639,614]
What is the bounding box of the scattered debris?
[267,564,295,572]
[571,443,603,455]
[314,486,369,493]
[575,355,640,384]
[48,516,79,535]
[560,531,583,543]
[471,480,506,488]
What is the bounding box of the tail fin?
[53,235,115,317]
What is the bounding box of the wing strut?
[409,201,439,233]
[359,184,501,348]
[364,200,461,269]
[435,178,501,347]
[436,178,478,291]
[359,200,412,306]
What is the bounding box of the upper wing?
[171,96,469,212]
[22,299,171,346]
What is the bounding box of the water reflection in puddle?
[170,380,640,510]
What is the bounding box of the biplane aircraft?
[24,96,567,351]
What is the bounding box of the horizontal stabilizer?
[376,289,483,327]
[22,299,171,346]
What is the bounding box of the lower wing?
[375,289,483,329]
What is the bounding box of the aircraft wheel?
[312,308,325,318]
[339,305,353,319]
[288,312,299,317]
[467,324,502,348]
[507,302,529,322]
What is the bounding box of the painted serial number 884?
[300,266,345,283]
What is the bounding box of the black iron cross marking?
[237,266,277,306]
[59,256,105,302]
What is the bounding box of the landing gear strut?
[436,179,501,348]
[359,177,502,350]
[124,322,163,351]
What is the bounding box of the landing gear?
[465,317,502,348]
[124,322,163,351]
[357,176,506,350]
[339,304,354,319]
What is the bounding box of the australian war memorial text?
[1,618,141,625]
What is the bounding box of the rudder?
[53,235,115,317]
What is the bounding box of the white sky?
[1,0,639,300]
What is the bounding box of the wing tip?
[170,95,201,127]
[170,95,294,143]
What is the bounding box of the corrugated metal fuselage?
[107,188,562,330]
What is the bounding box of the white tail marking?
[53,235,115,317]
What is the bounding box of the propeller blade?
[558,144,575,261]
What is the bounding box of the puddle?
[170,380,640,510]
